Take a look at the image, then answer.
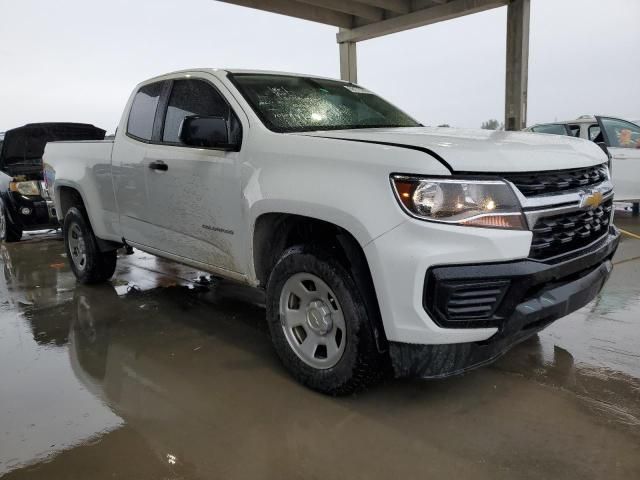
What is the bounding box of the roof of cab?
[140,68,350,85]
[528,116,596,129]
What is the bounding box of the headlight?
[391,175,526,230]
[9,181,40,196]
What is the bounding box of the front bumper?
[5,191,59,230]
[389,227,619,378]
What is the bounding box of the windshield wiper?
[302,124,419,132]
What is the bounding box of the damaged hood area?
[0,123,105,173]
[298,127,607,173]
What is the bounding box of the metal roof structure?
[215,0,530,130]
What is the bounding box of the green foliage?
[481,119,502,130]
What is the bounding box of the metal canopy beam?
[216,1,510,38]
[215,0,530,130]
[295,0,384,22]
[337,0,508,43]
[215,0,354,27]
[353,0,410,15]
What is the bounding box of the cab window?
[600,117,640,149]
[531,124,568,136]
[567,124,581,137]
[588,125,601,142]
[162,79,239,145]
[127,82,164,141]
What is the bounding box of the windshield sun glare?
[229,73,420,133]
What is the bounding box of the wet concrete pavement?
[1,214,639,480]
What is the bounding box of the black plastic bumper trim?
[392,250,614,378]
[423,226,620,329]
[392,227,620,378]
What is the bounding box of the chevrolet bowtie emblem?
[581,190,604,209]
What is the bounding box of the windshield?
[229,73,420,133]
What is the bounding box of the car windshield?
[229,73,421,133]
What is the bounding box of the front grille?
[504,165,608,197]
[530,199,613,259]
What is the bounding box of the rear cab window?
[127,82,164,141]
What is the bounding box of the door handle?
[148,160,168,171]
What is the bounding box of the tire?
[63,207,116,284]
[0,201,23,242]
[266,245,386,395]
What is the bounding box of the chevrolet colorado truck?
[44,69,620,395]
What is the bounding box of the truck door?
[140,77,245,274]
[112,80,167,249]
[596,116,640,202]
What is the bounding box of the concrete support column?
[504,0,530,131]
[339,29,358,83]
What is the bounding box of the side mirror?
[179,116,238,150]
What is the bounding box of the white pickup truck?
[525,115,640,201]
[45,69,620,394]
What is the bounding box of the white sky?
[0,0,638,133]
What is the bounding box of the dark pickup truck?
[0,123,105,242]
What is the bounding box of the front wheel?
[63,207,116,284]
[266,245,387,395]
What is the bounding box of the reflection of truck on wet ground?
[45,69,619,395]
[0,123,105,242]
[63,280,640,478]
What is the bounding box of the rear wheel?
[266,245,386,395]
[63,207,116,284]
[0,202,23,242]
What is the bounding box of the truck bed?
[44,139,119,242]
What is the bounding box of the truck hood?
[0,123,105,174]
[298,127,606,172]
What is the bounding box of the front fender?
[248,198,392,249]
